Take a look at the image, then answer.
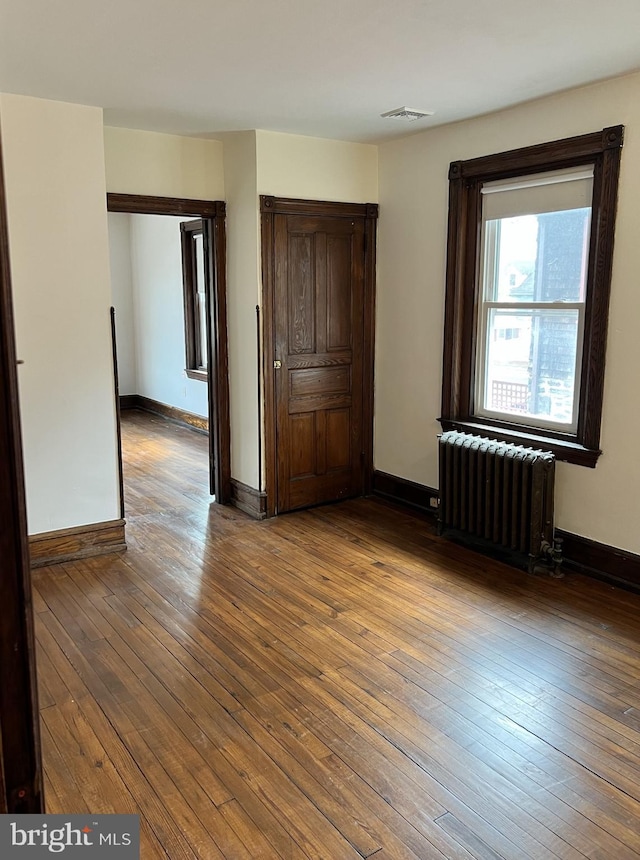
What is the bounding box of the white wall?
[104,126,224,199]
[108,212,137,395]
[0,94,120,534]
[127,214,208,417]
[221,131,261,488]
[376,70,640,554]
[257,130,378,202]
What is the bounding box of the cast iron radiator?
[437,430,562,574]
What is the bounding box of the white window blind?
[481,166,594,221]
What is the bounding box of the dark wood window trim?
[107,193,230,502]
[185,369,208,382]
[180,219,208,381]
[440,126,624,467]
[260,196,378,518]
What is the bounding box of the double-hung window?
[441,126,623,466]
[476,166,593,433]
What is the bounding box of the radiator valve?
[540,536,564,578]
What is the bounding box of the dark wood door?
[273,211,366,512]
[0,134,44,813]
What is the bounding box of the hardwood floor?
[33,409,640,858]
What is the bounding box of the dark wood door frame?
[107,193,231,504]
[0,132,44,812]
[260,196,378,517]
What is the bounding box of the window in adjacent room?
[440,126,624,467]
[180,219,208,381]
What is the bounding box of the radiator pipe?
[256,304,262,494]
[539,536,564,578]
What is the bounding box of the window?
[441,126,623,467]
[180,219,208,381]
[477,166,593,433]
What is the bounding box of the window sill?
[185,369,208,383]
[438,418,601,467]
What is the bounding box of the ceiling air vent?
[380,106,434,122]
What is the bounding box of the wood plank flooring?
[33,409,640,858]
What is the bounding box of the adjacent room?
[2,2,640,857]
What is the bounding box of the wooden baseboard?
[29,518,126,568]
[372,469,640,593]
[120,394,208,434]
[230,479,267,520]
[372,470,439,517]
[119,394,139,410]
[556,530,640,592]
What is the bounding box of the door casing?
[107,193,231,503]
[260,196,378,517]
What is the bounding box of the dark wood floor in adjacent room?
[33,409,640,858]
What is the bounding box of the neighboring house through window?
[180,219,208,381]
[440,126,624,466]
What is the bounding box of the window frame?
[180,218,208,382]
[440,125,624,467]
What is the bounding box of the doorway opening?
[106,194,230,512]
